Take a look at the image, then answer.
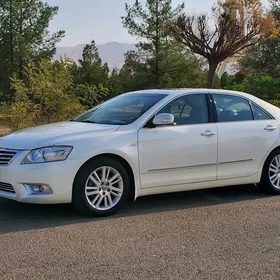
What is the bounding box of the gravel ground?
[1,184,280,280]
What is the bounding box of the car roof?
[126,88,248,96]
[125,88,270,108]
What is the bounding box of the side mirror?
[153,113,174,126]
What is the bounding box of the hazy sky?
[46,0,270,47]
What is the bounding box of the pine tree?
[122,0,186,88]
[72,40,109,87]
[0,0,64,101]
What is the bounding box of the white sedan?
[1,89,280,217]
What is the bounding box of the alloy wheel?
[85,166,124,210]
[269,155,280,189]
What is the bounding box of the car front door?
[213,93,280,180]
[138,94,218,189]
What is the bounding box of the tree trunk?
[19,1,23,80]
[9,0,14,76]
[207,62,218,89]
[155,0,160,87]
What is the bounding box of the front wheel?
[72,156,130,217]
[259,149,280,194]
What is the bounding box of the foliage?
[270,0,280,21]
[269,99,280,107]
[7,59,85,130]
[73,84,109,108]
[121,0,206,89]
[226,0,280,101]
[0,0,64,102]
[118,0,208,93]
[221,72,244,88]
[2,0,280,131]
[112,50,152,92]
[71,40,109,88]
[242,75,280,101]
[169,0,276,88]
[239,37,280,77]
[8,100,38,130]
[107,68,126,98]
[222,73,280,102]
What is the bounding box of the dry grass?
[0,125,11,136]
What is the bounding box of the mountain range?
[54,42,135,70]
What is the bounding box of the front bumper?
[0,150,85,204]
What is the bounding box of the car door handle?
[264,125,277,131]
[201,130,216,136]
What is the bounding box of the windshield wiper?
[71,120,98,124]
[99,120,126,125]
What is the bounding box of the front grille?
[0,148,19,165]
[0,182,15,193]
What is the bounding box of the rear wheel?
[259,149,280,194]
[72,156,130,217]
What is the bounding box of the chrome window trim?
[250,101,274,120]
[212,92,275,122]
[212,93,254,123]
[141,92,210,129]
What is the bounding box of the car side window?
[251,103,272,120]
[157,94,209,125]
[213,94,253,122]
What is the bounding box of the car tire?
[72,156,130,217]
[259,148,280,194]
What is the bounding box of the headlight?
[22,146,73,164]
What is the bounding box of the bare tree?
[169,0,275,88]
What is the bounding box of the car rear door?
[212,93,280,180]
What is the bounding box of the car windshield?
[73,93,167,125]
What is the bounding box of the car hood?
[0,121,121,150]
